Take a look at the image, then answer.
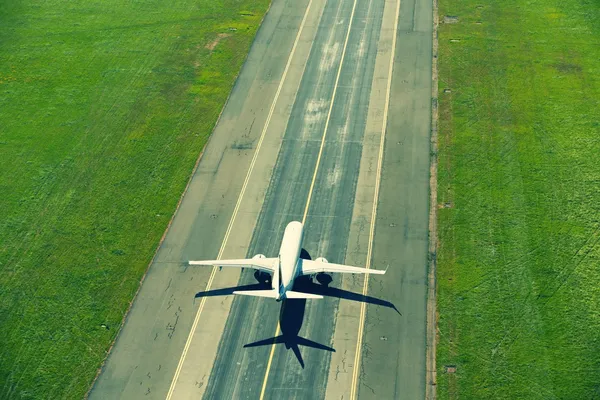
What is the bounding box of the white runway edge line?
[349,0,401,398]
[258,0,361,397]
[164,0,316,397]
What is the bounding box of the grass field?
[0,0,270,398]
[436,0,600,398]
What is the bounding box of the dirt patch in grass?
[553,62,582,74]
[205,33,232,51]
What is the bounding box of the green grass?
[0,0,270,398]
[436,0,600,398]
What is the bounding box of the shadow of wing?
[303,283,401,314]
[195,283,268,298]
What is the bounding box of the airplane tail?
[233,289,279,298]
[284,291,323,299]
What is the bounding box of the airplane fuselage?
[275,221,304,299]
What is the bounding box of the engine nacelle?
[254,270,271,284]
[252,254,266,259]
[315,257,328,263]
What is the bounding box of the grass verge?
[0,0,270,398]
[436,0,600,398]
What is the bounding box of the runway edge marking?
[349,0,401,397]
[426,0,440,397]
[258,0,361,396]
[165,0,317,397]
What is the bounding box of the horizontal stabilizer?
[233,290,279,298]
[285,291,323,300]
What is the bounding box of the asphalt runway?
[89,0,432,398]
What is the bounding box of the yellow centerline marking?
[164,0,316,397]
[259,327,281,399]
[349,0,401,398]
[259,0,360,397]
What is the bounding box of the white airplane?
[189,221,386,301]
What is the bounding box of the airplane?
[189,221,386,301]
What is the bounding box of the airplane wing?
[300,259,386,276]
[188,258,278,273]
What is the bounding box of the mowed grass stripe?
[436,0,600,398]
[0,1,270,398]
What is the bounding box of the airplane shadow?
[243,294,333,369]
[193,248,400,368]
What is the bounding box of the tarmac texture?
[89,0,432,398]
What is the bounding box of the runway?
[89,0,432,398]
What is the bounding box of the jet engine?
[315,257,332,286]
[252,254,270,284]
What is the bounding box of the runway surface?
[89,0,432,398]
